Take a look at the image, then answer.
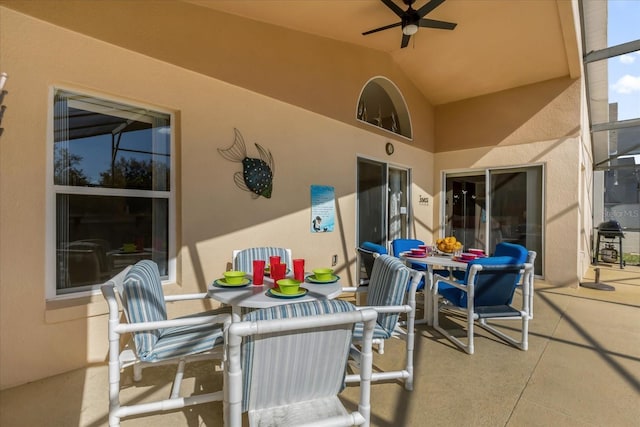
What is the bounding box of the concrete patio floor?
[1,264,639,426]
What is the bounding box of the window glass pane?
[608,1,640,47]
[56,194,168,293]
[54,91,171,190]
[445,166,543,275]
[607,57,640,122]
[53,89,172,296]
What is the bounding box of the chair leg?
[466,310,475,355]
[477,314,528,351]
[133,363,142,382]
[373,338,385,354]
[170,359,187,399]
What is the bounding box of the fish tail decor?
[217,128,275,199]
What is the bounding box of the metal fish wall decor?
[218,128,275,199]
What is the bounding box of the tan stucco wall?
[0,7,437,389]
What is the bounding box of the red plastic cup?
[252,260,265,285]
[269,256,281,272]
[293,258,305,282]
[271,263,286,284]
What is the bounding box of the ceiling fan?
[363,0,457,48]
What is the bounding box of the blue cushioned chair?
[432,256,534,355]
[225,300,378,427]
[101,260,231,426]
[348,255,423,391]
[391,238,427,272]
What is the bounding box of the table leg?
[415,268,433,326]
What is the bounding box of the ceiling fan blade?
[416,0,446,18]
[401,33,411,48]
[362,21,402,36]
[381,0,406,18]
[418,18,457,30]
[418,18,458,30]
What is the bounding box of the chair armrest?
[433,275,469,293]
[340,286,367,293]
[164,292,209,302]
[114,313,231,335]
[355,304,412,315]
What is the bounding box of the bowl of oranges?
[436,236,463,255]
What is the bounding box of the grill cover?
[598,220,625,238]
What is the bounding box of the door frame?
[441,163,545,277]
[356,155,413,251]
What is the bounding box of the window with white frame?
[52,89,172,296]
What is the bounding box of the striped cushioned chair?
[232,247,293,273]
[432,257,534,355]
[101,260,231,426]
[348,255,423,391]
[225,300,378,427]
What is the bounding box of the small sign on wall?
[311,185,335,233]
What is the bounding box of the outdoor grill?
[595,220,625,268]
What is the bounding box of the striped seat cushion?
[233,247,291,273]
[360,255,410,337]
[122,260,227,362]
[122,260,168,361]
[150,308,227,361]
[241,300,357,412]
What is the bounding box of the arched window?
[356,77,412,139]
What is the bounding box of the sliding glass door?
[357,157,410,247]
[445,166,543,275]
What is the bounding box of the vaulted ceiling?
[186,0,582,106]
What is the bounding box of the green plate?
[267,287,308,298]
[305,274,340,284]
[213,278,251,288]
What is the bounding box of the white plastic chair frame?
[101,267,232,426]
[224,306,378,427]
[432,262,534,355]
[347,256,424,391]
[523,251,537,319]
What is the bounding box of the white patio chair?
[347,254,423,391]
[101,260,231,426]
[232,247,293,272]
[225,299,377,427]
[432,258,534,355]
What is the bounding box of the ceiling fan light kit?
[363,0,457,48]
[402,24,418,36]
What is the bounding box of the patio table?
[208,273,343,322]
[400,253,467,325]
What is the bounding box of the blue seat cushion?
[360,241,387,255]
[439,257,525,308]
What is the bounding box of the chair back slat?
[122,260,168,360]
[240,300,357,412]
[366,255,410,335]
[233,247,292,273]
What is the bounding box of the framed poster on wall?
[310,185,335,233]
